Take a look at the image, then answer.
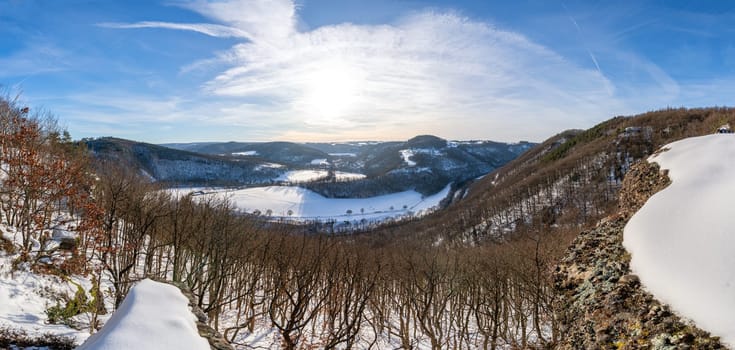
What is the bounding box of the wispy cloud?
[98,21,249,38]
[76,0,735,143]
[103,0,628,141]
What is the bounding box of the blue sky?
[1,0,734,143]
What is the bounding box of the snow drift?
[77,279,209,350]
[624,134,735,346]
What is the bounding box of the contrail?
[561,1,610,93]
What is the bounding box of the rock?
[552,160,723,349]
[156,279,234,350]
[618,274,639,286]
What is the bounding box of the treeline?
[83,163,573,348]
[4,94,735,349]
[0,94,570,348]
[0,97,97,268]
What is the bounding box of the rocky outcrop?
[617,158,670,217]
[553,160,725,349]
[164,281,234,350]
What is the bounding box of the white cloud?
[89,0,684,142]
[97,21,249,38]
[176,0,297,42]
[187,6,620,141]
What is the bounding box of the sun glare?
[299,60,365,125]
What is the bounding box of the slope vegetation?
[371,107,735,248]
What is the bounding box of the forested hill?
[90,135,535,197]
[2,95,735,349]
[363,107,735,247]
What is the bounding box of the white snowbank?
[310,158,329,166]
[178,184,451,222]
[78,279,209,350]
[624,134,735,346]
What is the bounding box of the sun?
[299,60,365,125]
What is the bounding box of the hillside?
[365,107,735,247]
[98,136,533,197]
[4,99,735,349]
[86,137,283,186]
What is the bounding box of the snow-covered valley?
[172,183,452,224]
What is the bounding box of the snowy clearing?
[399,149,417,166]
[275,170,327,182]
[334,171,366,181]
[232,151,257,156]
[328,152,356,157]
[624,134,735,346]
[178,184,451,222]
[274,169,365,182]
[254,162,284,171]
[78,279,209,350]
[400,148,444,167]
[310,158,329,166]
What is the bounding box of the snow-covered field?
[274,169,365,182]
[310,158,329,166]
[624,134,735,346]
[78,279,209,350]
[232,151,257,156]
[177,184,451,223]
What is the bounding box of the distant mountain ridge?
[89,135,534,197]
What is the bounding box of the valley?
[88,135,534,228]
[1,1,732,348]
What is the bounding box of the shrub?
[45,282,95,327]
[0,326,76,350]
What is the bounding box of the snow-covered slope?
[175,184,451,223]
[624,134,735,346]
[78,279,209,350]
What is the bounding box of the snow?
[275,170,328,182]
[254,162,284,171]
[310,158,329,166]
[399,149,417,166]
[328,152,356,157]
[232,150,258,156]
[334,171,366,181]
[623,134,735,346]
[178,184,451,222]
[274,169,365,182]
[78,279,209,350]
[0,260,90,345]
[400,148,444,167]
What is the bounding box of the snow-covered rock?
[78,279,209,350]
[624,134,735,346]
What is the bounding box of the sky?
[1,0,734,143]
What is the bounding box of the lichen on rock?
[553,160,724,349]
